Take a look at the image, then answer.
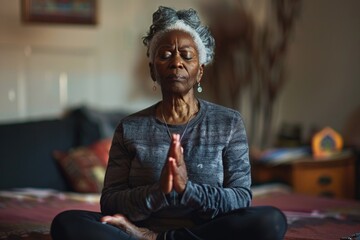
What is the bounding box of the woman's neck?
[159,97,199,125]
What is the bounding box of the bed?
[251,186,360,240]
[0,189,99,240]
[1,186,359,240]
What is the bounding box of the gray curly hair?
[143,6,215,65]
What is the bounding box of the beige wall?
[0,0,359,145]
[279,0,360,142]
[0,0,200,121]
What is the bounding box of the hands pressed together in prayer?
[101,134,187,240]
[161,133,188,194]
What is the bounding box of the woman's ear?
[198,64,204,82]
[149,63,156,82]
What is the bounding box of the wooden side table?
[251,153,356,199]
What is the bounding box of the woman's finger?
[160,160,173,194]
[170,157,188,194]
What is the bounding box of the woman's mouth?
[167,74,185,81]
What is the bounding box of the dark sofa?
[0,106,128,239]
[0,106,128,191]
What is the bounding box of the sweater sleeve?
[180,112,252,220]
[100,124,169,222]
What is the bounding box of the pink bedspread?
[0,189,100,240]
[253,192,360,240]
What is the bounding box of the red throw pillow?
[54,138,111,193]
[89,138,112,167]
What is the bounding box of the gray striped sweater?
[101,99,252,231]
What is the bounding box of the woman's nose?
[170,53,184,68]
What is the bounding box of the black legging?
[51,206,287,240]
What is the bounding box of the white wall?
[0,0,359,145]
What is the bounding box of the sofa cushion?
[67,106,127,146]
[53,138,111,193]
[0,117,77,191]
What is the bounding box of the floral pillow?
[89,138,112,167]
[54,138,112,193]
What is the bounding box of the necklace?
[161,105,196,142]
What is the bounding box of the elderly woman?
[51,6,287,240]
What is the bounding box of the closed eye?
[160,51,172,59]
[181,51,195,60]
[157,50,196,61]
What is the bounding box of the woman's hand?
[160,134,188,194]
[160,158,173,194]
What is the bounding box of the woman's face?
[150,30,203,98]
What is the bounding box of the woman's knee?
[52,210,86,228]
[51,210,102,240]
[260,206,287,226]
[51,210,75,240]
[255,206,288,239]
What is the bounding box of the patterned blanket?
[0,189,100,240]
[252,188,360,240]
[1,187,360,240]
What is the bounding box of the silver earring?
[197,82,203,93]
[153,81,157,91]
